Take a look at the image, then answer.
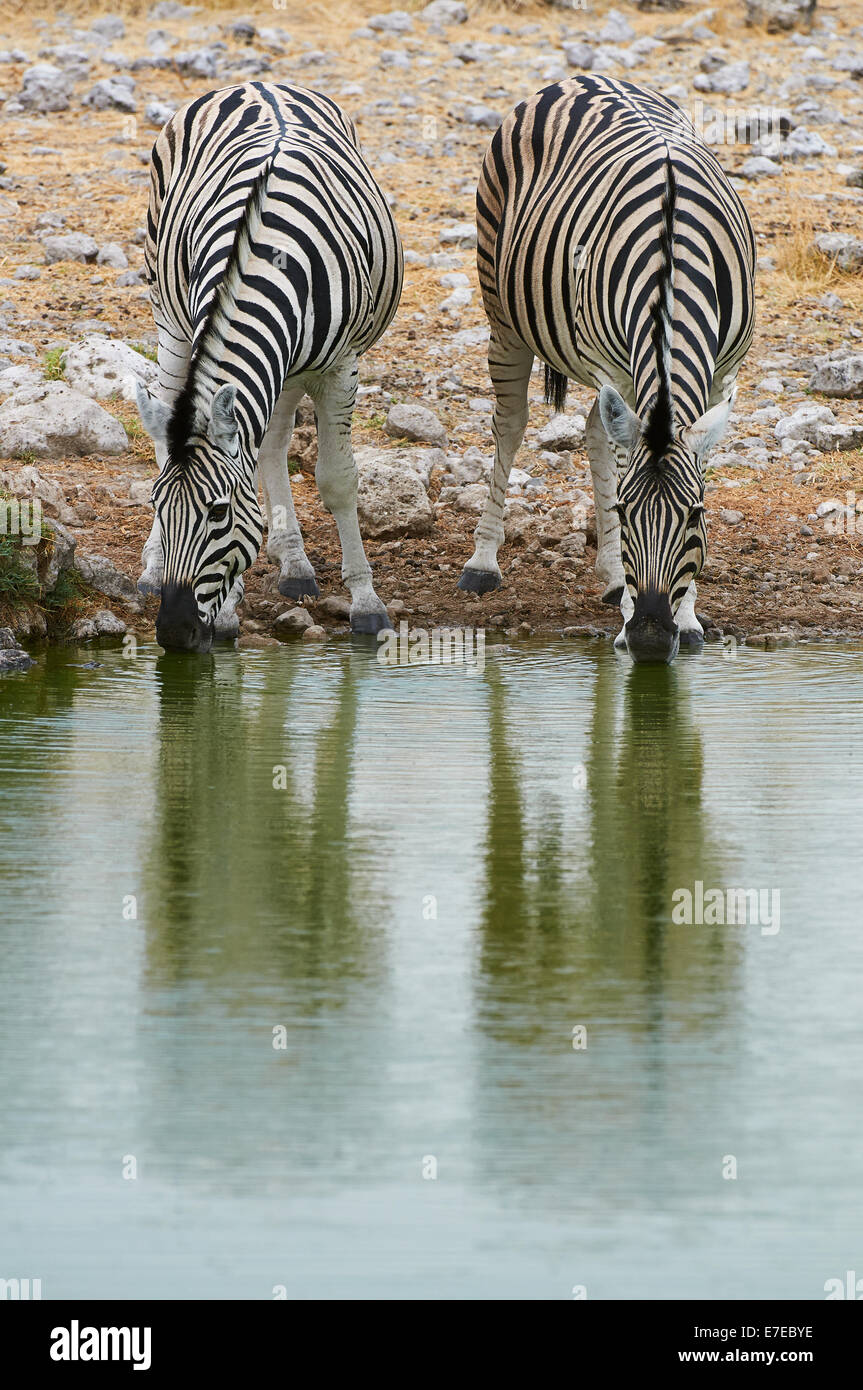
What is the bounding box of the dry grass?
[773,207,863,316]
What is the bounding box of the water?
[1,637,861,1300]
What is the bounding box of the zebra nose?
[626,618,679,664]
[156,584,211,653]
[626,592,679,664]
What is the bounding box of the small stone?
[811,234,863,274]
[62,335,157,402]
[536,413,586,451]
[82,77,136,112]
[741,156,782,179]
[0,382,128,458]
[0,648,35,673]
[461,103,499,129]
[808,353,863,399]
[720,508,744,525]
[563,41,594,70]
[274,606,314,633]
[318,594,351,619]
[302,624,327,642]
[43,233,99,265]
[693,62,750,94]
[16,64,71,113]
[367,11,414,33]
[420,0,468,22]
[97,243,129,270]
[74,553,142,611]
[385,401,446,448]
[91,16,126,40]
[93,609,127,636]
[439,222,476,249]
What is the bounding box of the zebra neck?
[185,331,288,461]
[631,350,714,431]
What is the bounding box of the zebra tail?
[544,365,568,413]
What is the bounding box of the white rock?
[420,0,467,22]
[367,11,414,33]
[82,77,136,112]
[461,103,499,128]
[440,286,472,313]
[43,233,99,265]
[15,64,71,113]
[91,17,126,40]
[536,413,586,450]
[439,222,476,248]
[448,446,491,484]
[356,459,434,538]
[62,335,157,402]
[355,445,443,491]
[809,353,863,398]
[811,233,863,273]
[0,463,79,524]
[741,156,783,179]
[562,41,594,71]
[75,553,142,610]
[97,242,129,269]
[0,383,128,458]
[782,127,836,160]
[145,99,175,127]
[599,8,635,43]
[693,61,750,94]
[385,401,446,448]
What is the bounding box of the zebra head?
[599,385,735,664]
[136,382,264,653]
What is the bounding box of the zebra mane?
[167,165,271,463]
[642,159,677,464]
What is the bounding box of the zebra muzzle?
[156,584,214,654]
[626,593,679,665]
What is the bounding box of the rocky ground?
[1,0,862,657]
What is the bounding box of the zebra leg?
[213,574,244,640]
[585,398,627,606]
[309,361,390,635]
[458,334,534,594]
[675,581,704,647]
[257,383,320,600]
[614,588,634,653]
[138,327,191,595]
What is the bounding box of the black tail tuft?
[544,365,568,414]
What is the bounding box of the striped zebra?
[459,75,756,662]
[135,82,403,651]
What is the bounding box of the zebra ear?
[681,392,736,459]
[599,386,641,453]
[208,384,239,453]
[136,382,171,445]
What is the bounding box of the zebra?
[458,75,756,662]
[134,81,403,651]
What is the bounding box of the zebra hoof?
[351,611,392,636]
[678,627,704,650]
[278,573,320,601]
[457,568,501,595]
[601,583,624,607]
